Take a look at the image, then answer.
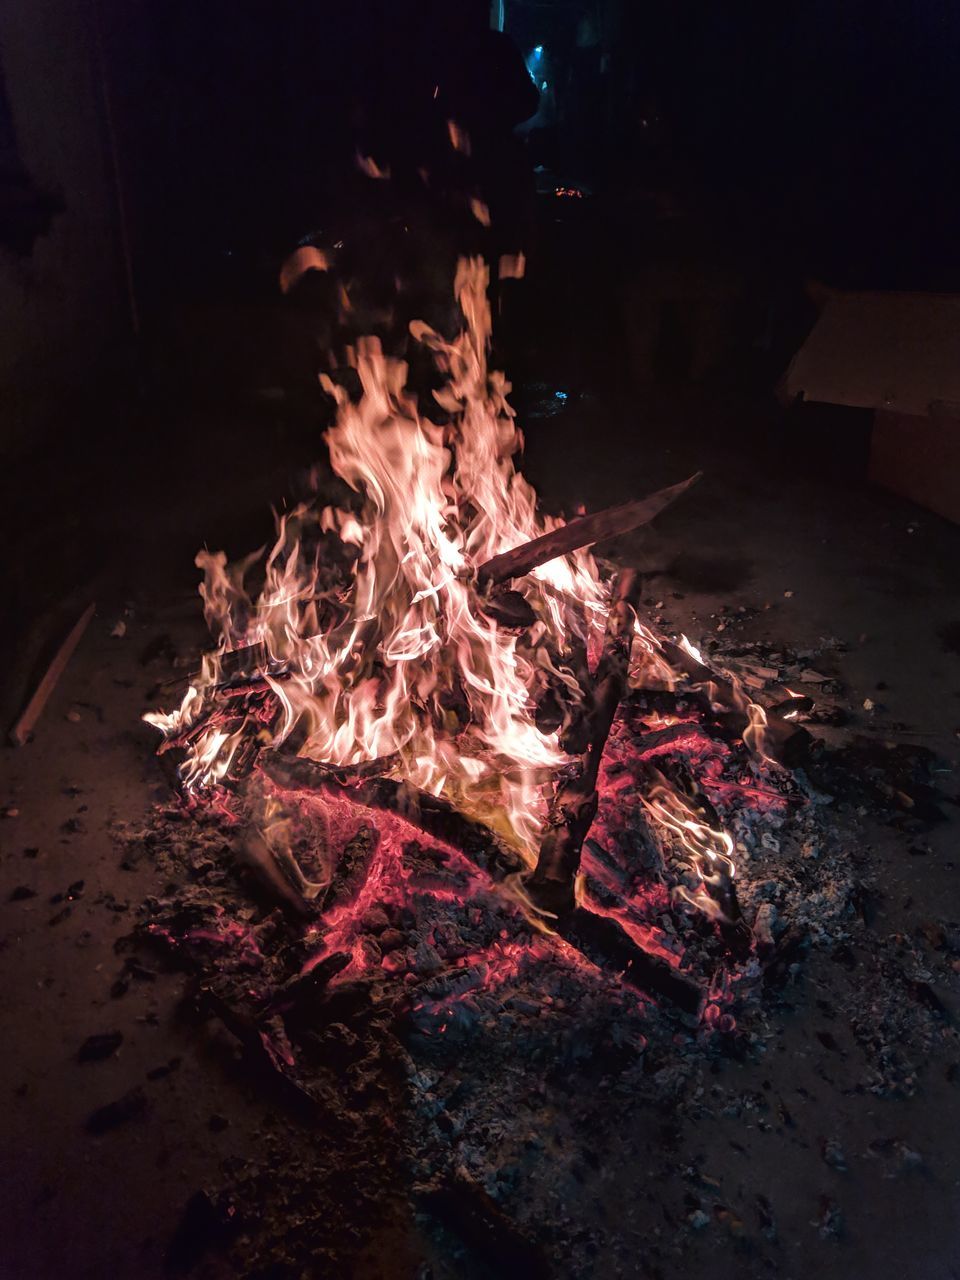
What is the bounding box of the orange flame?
[147,259,606,857]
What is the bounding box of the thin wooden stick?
[10,603,96,746]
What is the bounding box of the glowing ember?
[145,256,803,958]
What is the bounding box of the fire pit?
[87,262,952,1274]
[141,258,817,1041]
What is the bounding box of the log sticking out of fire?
[476,474,702,588]
[526,569,642,916]
[207,476,701,689]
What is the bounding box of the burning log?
[260,749,526,883]
[200,478,700,694]
[658,637,811,766]
[261,745,704,1014]
[476,474,701,588]
[526,570,642,915]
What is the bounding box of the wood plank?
[10,603,96,746]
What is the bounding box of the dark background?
[117,0,960,293]
[3,0,960,416]
[2,0,959,678]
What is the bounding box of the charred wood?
[261,950,353,1018]
[527,570,641,915]
[658,638,811,766]
[476,473,701,588]
[419,1171,551,1280]
[769,693,815,719]
[322,822,381,910]
[196,986,324,1123]
[259,750,526,882]
[262,746,704,1013]
[555,908,703,1017]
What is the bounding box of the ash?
[112,624,957,1279]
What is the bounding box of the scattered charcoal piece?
[66,880,85,899]
[755,1193,777,1241]
[86,1086,149,1134]
[139,633,178,666]
[208,1113,229,1133]
[762,924,809,990]
[777,1097,796,1128]
[9,885,36,901]
[816,1030,842,1053]
[419,1172,551,1280]
[165,1190,238,1273]
[48,906,72,926]
[907,979,950,1019]
[77,1032,124,1063]
[146,1057,181,1081]
[821,1138,848,1171]
[23,847,39,859]
[817,1195,844,1240]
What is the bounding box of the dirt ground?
[2,279,960,1279]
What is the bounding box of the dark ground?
[2,205,960,1279]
